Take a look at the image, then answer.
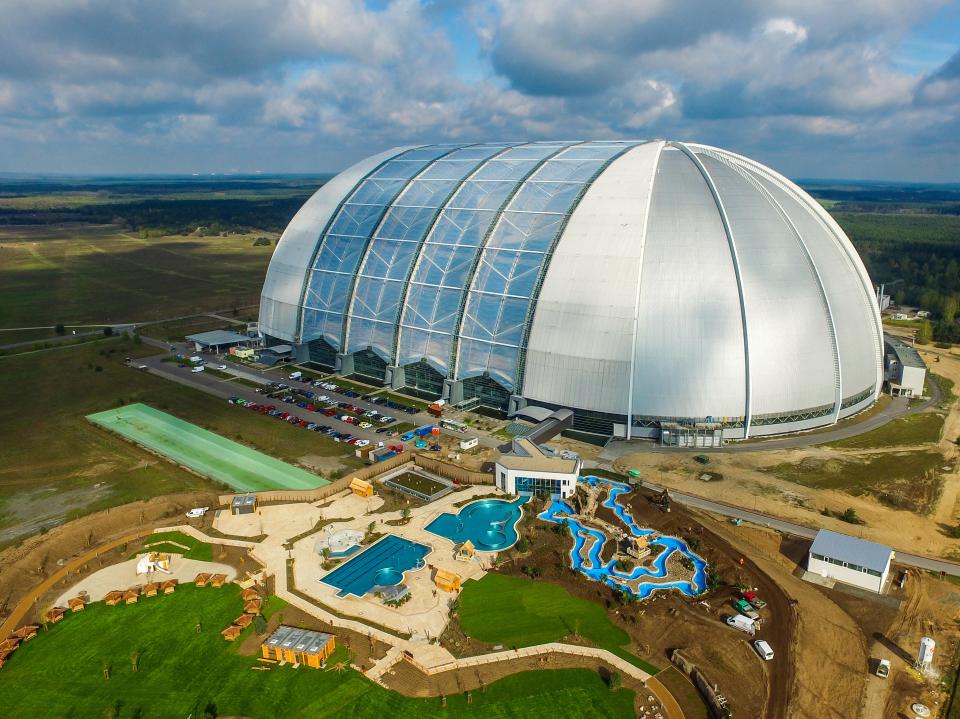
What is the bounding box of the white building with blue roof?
[808,528,893,593]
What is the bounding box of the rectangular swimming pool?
[320,535,430,598]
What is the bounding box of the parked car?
[355,439,370,448]
[358,422,372,429]
[401,432,415,441]
[191,366,205,373]
[185,507,209,518]
[876,659,890,678]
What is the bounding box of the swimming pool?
[320,535,430,597]
[540,477,707,599]
[425,497,526,551]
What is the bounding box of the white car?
[355,439,370,448]
[191,366,205,373]
[317,395,330,402]
[216,364,227,371]
[358,422,373,429]
[753,639,774,661]
[185,507,209,518]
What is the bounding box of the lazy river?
[540,476,708,599]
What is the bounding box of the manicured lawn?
[88,403,328,492]
[827,411,944,449]
[0,585,635,719]
[387,472,447,497]
[141,530,213,562]
[458,573,659,675]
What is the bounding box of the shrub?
[516,537,529,553]
[54,323,65,335]
[103,326,114,337]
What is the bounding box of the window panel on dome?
[532,158,605,183]
[375,205,437,242]
[304,270,353,313]
[397,327,452,371]
[497,144,571,161]
[456,338,519,391]
[510,180,583,214]
[301,309,344,350]
[312,234,366,274]
[345,316,394,358]
[395,178,460,208]
[328,203,383,238]
[427,209,497,247]
[470,158,541,182]
[487,211,564,253]
[350,277,404,321]
[413,243,477,287]
[460,293,528,345]
[403,284,461,332]
[358,239,419,281]
[472,248,543,297]
[556,143,632,161]
[419,159,483,180]
[448,180,518,210]
[349,177,409,205]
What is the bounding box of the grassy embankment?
[458,573,659,675]
[0,584,635,719]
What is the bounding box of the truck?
[742,591,767,609]
[734,599,761,620]
[725,614,756,635]
[414,425,435,438]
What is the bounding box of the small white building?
[494,437,581,499]
[807,529,893,594]
[884,336,927,398]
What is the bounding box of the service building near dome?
[259,140,883,444]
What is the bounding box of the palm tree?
[331,661,348,674]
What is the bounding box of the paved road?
[636,478,960,577]
[601,376,943,460]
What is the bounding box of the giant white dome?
[259,141,882,439]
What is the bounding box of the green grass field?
[0,224,271,328]
[139,530,213,562]
[88,404,328,493]
[458,573,659,675]
[0,585,635,719]
[0,339,361,547]
[826,411,945,449]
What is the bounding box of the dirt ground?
[0,490,221,625]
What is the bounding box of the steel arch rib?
[391,143,520,369]
[294,146,421,344]
[340,144,469,356]
[449,142,585,380]
[701,144,884,403]
[514,141,648,396]
[626,141,664,439]
[705,149,843,423]
[672,142,753,436]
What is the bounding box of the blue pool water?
[425,497,527,551]
[540,477,708,599]
[320,535,430,597]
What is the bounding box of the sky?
[0,0,958,181]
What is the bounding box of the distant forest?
[1,174,959,341]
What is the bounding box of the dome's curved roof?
[260,140,882,436]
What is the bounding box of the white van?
[289,371,302,380]
[191,366,205,373]
[753,639,774,661]
[725,614,756,635]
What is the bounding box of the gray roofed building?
[807,528,893,593]
[263,625,334,655]
[185,329,253,350]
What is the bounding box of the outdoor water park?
[1,406,781,719]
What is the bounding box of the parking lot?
[134,342,498,454]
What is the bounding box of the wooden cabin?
[143,582,160,598]
[195,573,212,587]
[260,625,335,668]
[104,591,124,606]
[0,649,14,670]
[123,588,140,605]
[433,568,461,593]
[243,598,263,615]
[45,607,67,624]
[67,596,86,613]
[349,477,374,498]
[0,638,22,653]
[13,625,39,641]
[234,613,254,629]
[161,579,178,594]
[455,540,476,562]
[240,587,261,602]
[209,573,227,588]
[221,625,242,642]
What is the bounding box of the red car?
[306,404,316,412]
[280,411,289,419]
[299,420,309,427]
[324,409,337,417]
[248,403,260,411]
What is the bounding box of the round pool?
[372,567,404,587]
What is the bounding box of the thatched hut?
[104,591,124,606]
[161,579,178,594]
[143,582,160,598]
[67,596,86,613]
[243,598,263,615]
[233,613,253,629]
[45,607,67,624]
[13,625,39,641]
[221,625,242,642]
[194,573,212,587]
[209,573,227,588]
